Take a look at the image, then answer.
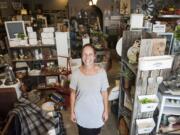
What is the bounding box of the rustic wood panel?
[147,70,160,95]
[151,38,166,56]
[139,39,153,57]
[130,34,168,135]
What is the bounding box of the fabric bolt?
[70,68,109,128]
[8,98,66,135]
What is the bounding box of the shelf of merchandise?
[156,85,180,133]
[164,101,180,108]
[29,72,70,77]
[8,42,61,90]
[163,107,180,115]
[12,58,58,62]
[9,45,56,49]
[158,15,180,18]
[37,86,70,95]
[118,31,142,135]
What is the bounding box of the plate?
[41,101,55,112]
[116,37,122,56]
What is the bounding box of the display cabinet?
[156,84,180,134]
[118,31,174,135]
[7,43,70,90]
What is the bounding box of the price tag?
[153,24,166,33]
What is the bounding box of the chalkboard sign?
[5,21,26,40]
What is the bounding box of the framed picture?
[5,21,26,40]
[157,33,174,54]
[46,76,59,86]
[120,0,131,15]
[130,14,144,30]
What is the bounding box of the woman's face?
[82,46,95,67]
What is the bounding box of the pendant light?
[20,0,27,15]
[89,0,98,6]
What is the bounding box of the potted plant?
[121,68,134,89]
[138,95,159,112]
[18,33,28,45]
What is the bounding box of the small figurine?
[127,40,140,64]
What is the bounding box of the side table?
[156,84,180,133]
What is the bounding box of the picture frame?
[5,21,26,40]
[46,76,59,86]
[130,14,144,30]
[157,33,174,54]
[120,0,131,15]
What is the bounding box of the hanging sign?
[153,24,166,33]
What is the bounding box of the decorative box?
[136,118,155,134]
[138,95,159,112]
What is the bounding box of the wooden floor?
[62,49,120,135]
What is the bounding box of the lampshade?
[92,0,98,5]
[21,8,27,15]
[89,1,93,6]
[89,0,98,5]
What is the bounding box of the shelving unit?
[158,15,180,19]
[156,84,180,133]
[9,45,56,49]
[11,58,58,62]
[8,44,57,63]
[118,31,171,135]
[7,43,69,89]
[118,31,141,134]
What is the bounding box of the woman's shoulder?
[71,68,80,76]
[95,65,105,74]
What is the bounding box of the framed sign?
[5,21,26,40]
[153,24,166,33]
[130,14,144,30]
[120,0,131,14]
[46,76,59,86]
[158,33,174,54]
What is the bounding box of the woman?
[70,44,109,135]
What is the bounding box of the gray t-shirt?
[70,68,109,128]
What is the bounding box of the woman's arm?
[101,90,108,122]
[70,89,76,123]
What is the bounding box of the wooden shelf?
[37,86,70,95]
[10,45,56,49]
[164,101,180,108]
[158,15,180,18]
[163,107,180,115]
[29,72,69,77]
[12,58,57,62]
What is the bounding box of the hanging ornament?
[136,0,155,15]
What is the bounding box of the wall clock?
[137,0,155,15]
